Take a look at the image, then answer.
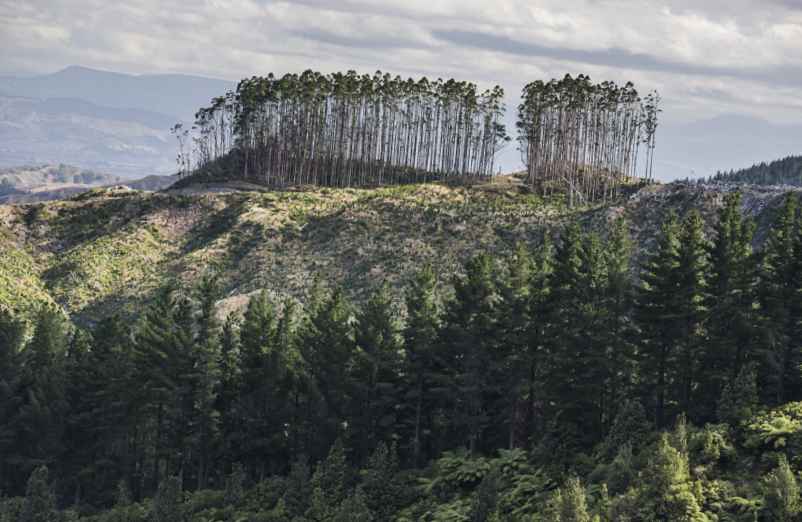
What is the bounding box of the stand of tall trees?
[188,70,509,187]
[517,74,660,205]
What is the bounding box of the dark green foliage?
[717,363,759,428]
[21,466,57,522]
[759,194,802,405]
[703,191,757,419]
[333,487,373,522]
[151,476,183,522]
[710,155,802,186]
[6,191,802,521]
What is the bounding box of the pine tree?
[542,224,605,452]
[637,211,681,427]
[441,253,501,455]
[237,290,290,477]
[0,307,24,494]
[496,242,535,449]
[353,283,403,461]
[308,439,350,514]
[20,466,57,522]
[11,308,69,491]
[361,443,407,520]
[402,265,441,466]
[705,192,756,391]
[599,219,637,431]
[759,194,800,404]
[134,286,194,492]
[299,288,357,456]
[334,487,374,522]
[282,456,312,518]
[151,476,183,522]
[716,363,758,427]
[675,210,710,418]
[189,276,222,489]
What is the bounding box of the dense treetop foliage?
[2,191,802,521]
[710,156,802,187]
[180,70,509,187]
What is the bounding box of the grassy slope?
[0,180,798,324]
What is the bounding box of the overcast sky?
[2,0,801,133]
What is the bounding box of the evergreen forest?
[710,156,802,187]
[4,191,802,521]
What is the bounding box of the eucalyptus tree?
[188,70,509,187]
[517,74,660,206]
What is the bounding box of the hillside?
[710,155,802,186]
[1,178,798,325]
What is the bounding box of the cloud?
[0,0,801,132]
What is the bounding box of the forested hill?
[4,179,802,521]
[710,155,802,186]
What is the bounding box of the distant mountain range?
[0,65,232,121]
[0,66,234,178]
[0,66,799,181]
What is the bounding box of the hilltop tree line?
[4,191,802,521]
[517,74,661,206]
[709,155,802,187]
[178,70,660,205]
[181,70,509,187]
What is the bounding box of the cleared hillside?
[0,179,798,324]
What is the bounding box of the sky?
[1,0,801,175]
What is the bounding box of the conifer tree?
[675,210,710,417]
[308,439,350,511]
[638,211,681,427]
[441,253,501,454]
[0,307,23,494]
[11,308,69,490]
[151,476,183,522]
[361,443,408,520]
[353,283,404,460]
[20,466,57,522]
[334,487,374,522]
[496,243,535,449]
[237,290,294,476]
[299,288,357,454]
[716,363,758,428]
[702,192,756,418]
[134,286,193,492]
[759,194,801,403]
[402,265,441,466]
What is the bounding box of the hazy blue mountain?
[0,94,176,177]
[0,65,234,120]
[0,66,235,177]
